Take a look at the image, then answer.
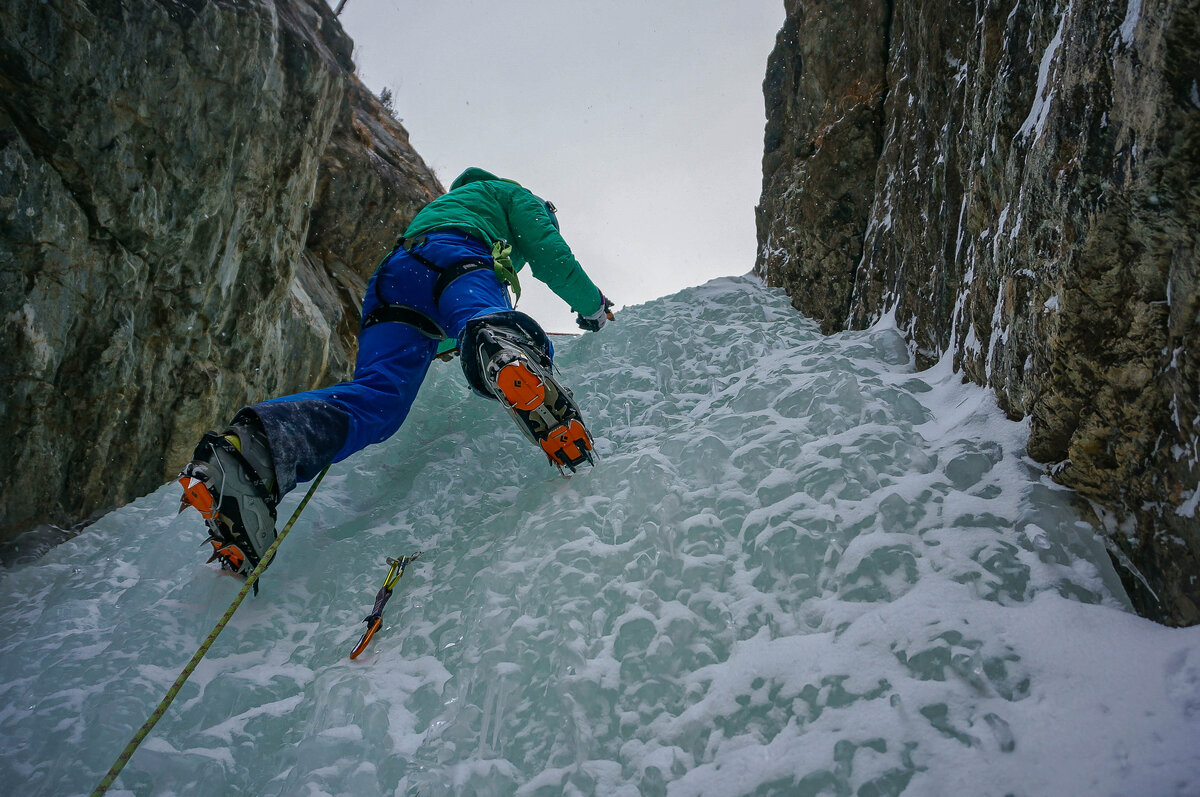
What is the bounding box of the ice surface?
[2,276,1198,796]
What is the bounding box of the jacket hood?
[449,167,503,190]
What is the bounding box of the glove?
[576,293,615,332]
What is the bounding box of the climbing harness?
[349,552,423,660]
[360,230,521,341]
[90,465,331,796]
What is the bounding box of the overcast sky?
[334,1,784,332]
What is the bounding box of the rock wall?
[0,0,441,540]
[757,0,1200,625]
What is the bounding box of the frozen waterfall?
[1,276,1198,796]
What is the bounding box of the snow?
[1,276,1198,796]
[1018,1,1073,144]
[1178,485,1200,519]
[1119,0,1142,46]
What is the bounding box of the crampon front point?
[178,474,254,577]
[540,419,594,472]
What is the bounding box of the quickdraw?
[349,552,423,660]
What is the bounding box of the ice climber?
[177,167,614,577]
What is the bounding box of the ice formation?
[1,276,1197,796]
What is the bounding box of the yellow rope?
[90,465,330,796]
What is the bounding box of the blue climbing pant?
[238,231,552,496]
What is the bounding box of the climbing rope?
[90,465,331,796]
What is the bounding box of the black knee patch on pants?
[236,400,350,497]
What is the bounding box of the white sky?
[334,1,783,332]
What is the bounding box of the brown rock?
[0,0,441,540]
[758,0,1200,624]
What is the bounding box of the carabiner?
[349,552,423,660]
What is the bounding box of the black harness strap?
[402,234,495,304]
[362,231,493,338]
[432,260,493,304]
[361,305,447,339]
[399,235,438,269]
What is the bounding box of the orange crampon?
[178,475,217,519]
[540,419,594,471]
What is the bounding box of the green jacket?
[404,167,603,316]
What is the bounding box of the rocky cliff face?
[757,0,1200,625]
[0,0,441,541]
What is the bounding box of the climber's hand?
[576,293,615,332]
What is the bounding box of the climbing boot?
[475,325,595,472]
[178,419,279,576]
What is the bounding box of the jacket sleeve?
[504,187,602,316]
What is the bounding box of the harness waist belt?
[402,228,489,252]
